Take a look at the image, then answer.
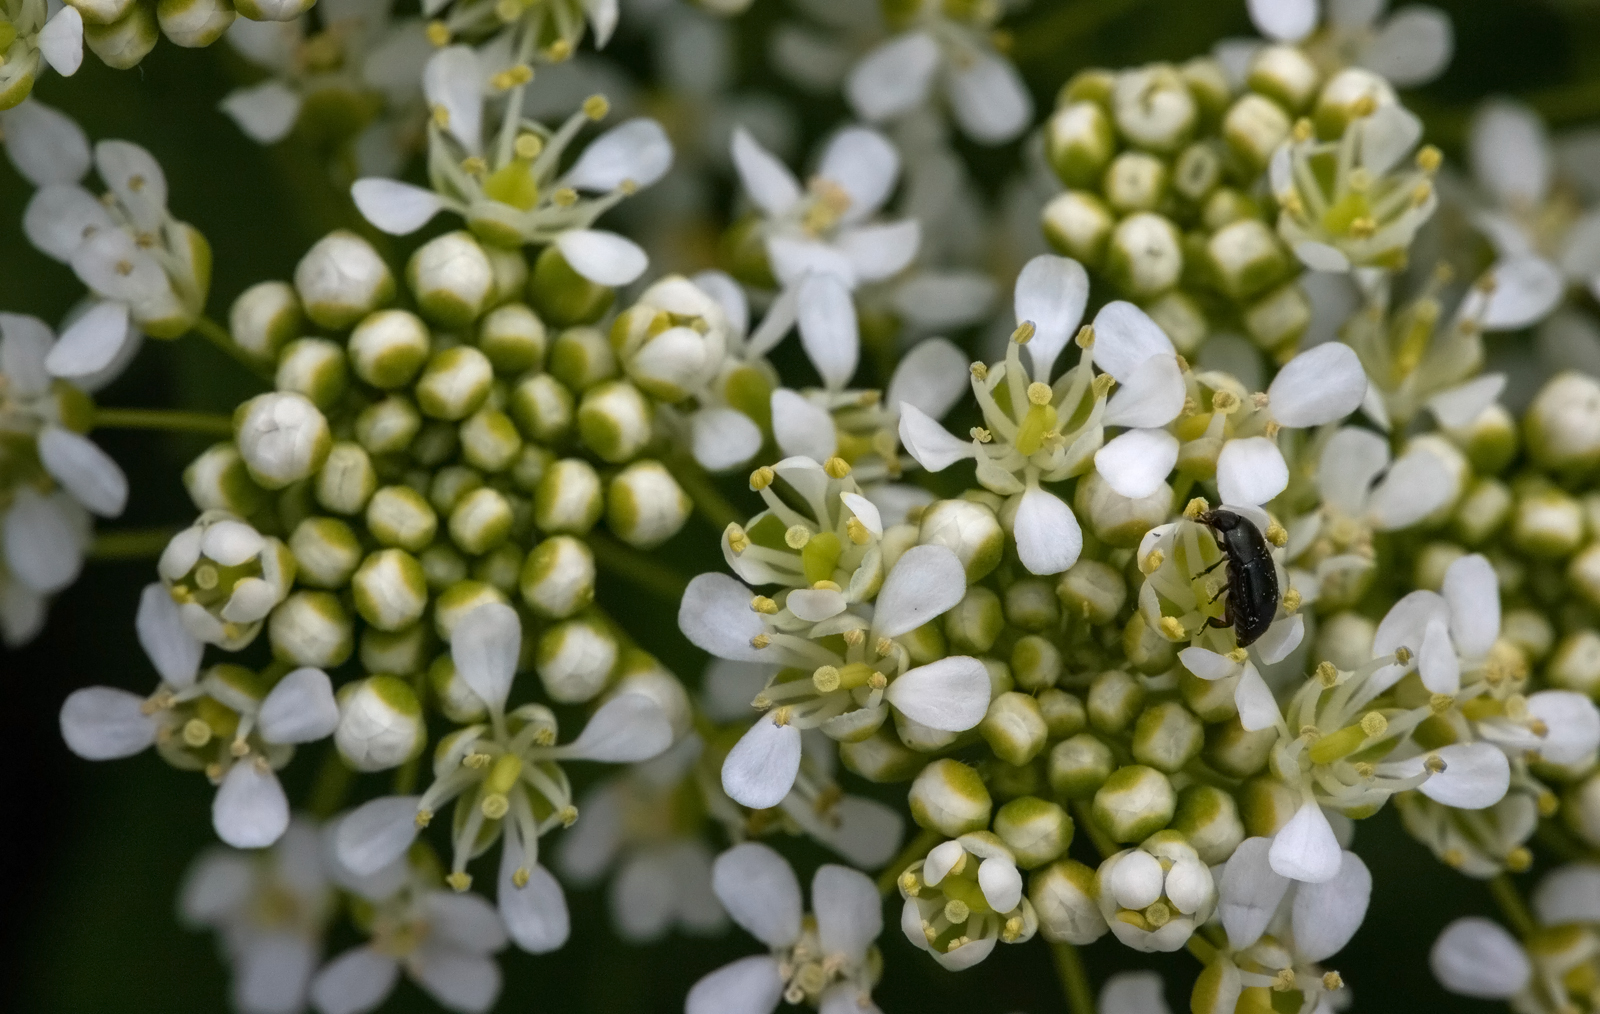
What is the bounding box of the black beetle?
[1196,509,1280,647]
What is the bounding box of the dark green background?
[5,0,1598,1010]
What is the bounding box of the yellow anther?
[843,628,865,647]
[508,64,533,85]
[823,456,851,478]
[1316,661,1338,687]
[1506,847,1533,872]
[1227,647,1249,663]
[751,595,779,614]
[512,867,531,888]
[785,525,812,549]
[1430,693,1455,714]
[1360,711,1388,738]
[552,187,578,207]
[463,751,492,768]
[846,518,871,545]
[460,156,488,176]
[583,94,610,120]
[1424,752,1447,774]
[771,705,793,727]
[1348,216,1377,238]
[1159,616,1186,640]
[1143,901,1171,928]
[751,634,771,649]
[514,134,543,160]
[1184,497,1210,519]
[1280,192,1304,216]
[432,104,451,129]
[813,579,841,593]
[1272,968,1296,992]
[231,738,250,758]
[1140,548,1164,574]
[446,872,472,892]
[1211,390,1240,414]
[1416,145,1442,172]
[1353,761,1375,778]
[1265,521,1288,547]
[970,427,992,443]
[1027,382,1053,406]
[1091,373,1117,399]
[1074,324,1095,348]
[1011,321,1036,345]
[546,39,572,60]
[194,564,219,590]
[726,523,750,553]
[1351,94,1377,117]
[1281,589,1301,615]
[751,694,771,710]
[415,809,433,828]
[491,70,517,91]
[1300,724,1320,740]
[1539,790,1560,817]
[1001,915,1024,942]
[970,362,989,380]
[1292,118,1313,142]
[1442,848,1465,869]
[900,871,921,896]
[1322,971,1343,991]
[1394,646,1413,665]
[425,20,450,45]
[813,666,842,693]
[750,466,774,490]
[1175,354,1190,374]
[559,805,578,827]
[876,636,895,657]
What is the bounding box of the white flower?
[1243,0,1453,88]
[61,587,339,848]
[418,0,619,57]
[1431,917,1530,1000]
[897,832,1037,969]
[158,512,294,650]
[1096,835,1217,952]
[179,819,333,1014]
[334,603,675,951]
[0,3,82,110]
[1218,836,1371,954]
[687,843,883,1014]
[1099,971,1172,1014]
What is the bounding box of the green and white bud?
[1143,290,1209,355]
[1088,670,1146,735]
[1170,785,1246,866]
[429,466,483,517]
[1512,481,1585,559]
[428,655,488,724]
[549,326,620,393]
[184,443,266,515]
[348,310,430,390]
[361,623,431,676]
[537,613,618,703]
[410,421,459,469]
[510,372,575,443]
[908,758,992,836]
[1180,666,1238,723]
[478,303,547,375]
[1092,764,1175,842]
[1207,219,1290,302]
[534,458,603,534]
[362,482,438,550]
[1131,701,1204,773]
[229,281,302,362]
[577,380,653,463]
[1526,371,1600,476]
[233,0,313,18]
[1182,57,1231,115]
[1502,608,1554,664]
[269,590,353,667]
[1565,772,1600,848]
[995,796,1074,869]
[612,652,693,741]
[1038,689,1086,739]
[902,621,950,667]
[1005,579,1059,633]
[356,395,423,455]
[289,517,362,588]
[1205,717,1277,778]
[509,445,555,494]
[1548,630,1600,695]
[351,548,429,631]
[1105,212,1183,298]
[1239,777,1299,838]
[1102,152,1168,214]
[473,543,524,594]
[449,487,513,555]
[235,392,331,489]
[1076,470,1169,547]
[1048,733,1115,798]
[1111,64,1196,152]
[66,0,135,31]
[294,230,394,330]
[459,409,522,473]
[1041,191,1114,267]
[919,498,1003,582]
[1056,558,1126,626]
[1247,45,1319,111]
[840,727,924,782]
[334,675,424,772]
[1030,859,1108,945]
[1449,403,1519,475]
[1312,67,1395,138]
[1171,143,1222,204]
[486,245,527,305]
[606,460,691,548]
[1455,477,1512,546]
[158,0,235,54]
[314,442,376,516]
[420,544,469,590]
[276,335,348,406]
[945,586,1004,654]
[432,580,509,640]
[530,245,615,327]
[1046,101,1115,188]
[981,692,1049,766]
[84,5,158,70]
[1011,635,1063,692]
[415,346,494,421]
[407,231,494,329]
[1243,282,1311,352]
[1414,541,1466,592]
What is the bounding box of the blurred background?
[6,0,1600,1010]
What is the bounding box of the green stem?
[93,407,235,436]
[89,527,180,561]
[1490,873,1538,940]
[586,530,691,602]
[191,316,274,382]
[668,456,745,532]
[877,827,942,896]
[308,747,354,819]
[1186,933,1219,965]
[1051,942,1097,1014]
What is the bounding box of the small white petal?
[59,686,157,760]
[425,890,508,953]
[1471,100,1550,209]
[23,184,112,263]
[685,956,784,1014]
[498,854,570,954]
[1418,617,1460,694]
[1254,615,1304,665]
[1443,553,1500,658]
[1216,437,1289,507]
[1366,447,1453,530]
[563,692,672,762]
[1100,971,1173,1014]
[0,312,54,396]
[94,141,167,231]
[1526,691,1600,765]
[336,794,423,875]
[39,9,85,77]
[1014,255,1090,380]
[235,933,316,1014]
[1013,487,1085,575]
[884,656,990,732]
[258,668,339,744]
[771,389,837,463]
[1180,647,1238,681]
[451,602,521,712]
[1463,257,1564,331]
[691,407,762,473]
[563,118,672,191]
[712,843,803,949]
[424,46,483,154]
[768,236,856,288]
[310,948,400,1014]
[873,544,966,637]
[214,762,291,849]
[1095,429,1179,501]
[136,582,202,687]
[812,864,882,963]
[1293,240,1352,272]
[46,300,131,378]
[555,230,648,287]
[1104,354,1185,428]
[1269,801,1343,883]
[897,402,971,472]
[887,337,968,421]
[1431,918,1530,999]
[846,32,939,123]
[350,179,444,236]
[978,856,1023,912]
[410,948,501,1013]
[944,49,1032,145]
[1430,374,1506,429]
[38,426,126,516]
[1268,343,1367,427]
[1292,850,1372,962]
[721,714,803,809]
[220,82,303,144]
[731,127,801,216]
[818,126,899,223]
[818,795,903,869]
[1318,427,1388,515]
[796,273,859,390]
[1235,663,1281,731]
[4,488,84,594]
[1414,742,1511,809]
[1532,865,1600,927]
[680,574,770,663]
[840,493,882,538]
[837,220,921,284]
[786,588,847,622]
[1219,837,1291,949]
[1362,7,1452,87]
[1091,300,1173,382]
[2,100,89,185]
[1248,0,1317,40]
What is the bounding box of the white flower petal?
[1292,850,1372,962]
[897,402,971,472]
[837,220,921,284]
[411,948,501,1013]
[768,236,856,288]
[1091,300,1173,382]
[977,856,1023,912]
[425,890,508,953]
[1413,742,1511,809]
[1464,257,1564,331]
[46,300,131,378]
[1443,553,1499,659]
[1254,615,1304,666]
[564,692,672,762]
[1248,0,1317,41]
[38,426,126,516]
[1471,100,1550,209]
[721,714,803,809]
[59,686,157,760]
[874,544,966,637]
[1235,663,1281,731]
[1269,801,1343,883]
[1218,837,1291,949]
[498,854,570,954]
[1366,446,1453,530]
[4,488,84,594]
[39,8,85,77]
[1217,437,1288,507]
[0,312,54,397]
[23,184,112,263]
[691,407,762,473]
[214,762,290,849]
[820,985,882,1014]
[1293,240,1352,272]
[136,582,202,687]
[2,100,89,186]
[787,588,847,622]
[796,273,859,390]
[1317,427,1389,515]
[887,337,968,421]
[932,936,995,970]
[1431,918,1530,999]
[1363,104,1424,176]
[891,271,997,330]
[1095,429,1178,501]
[310,948,400,1014]
[685,956,784,1014]
[555,230,649,287]
[1362,7,1452,87]
[350,178,444,236]
[424,46,483,154]
[680,573,770,663]
[712,842,803,948]
[818,126,898,223]
[771,389,837,463]
[1104,354,1184,428]
[731,127,801,216]
[1373,588,1447,659]
[846,31,939,123]
[336,794,423,875]
[451,602,521,712]
[1268,343,1367,427]
[220,81,303,145]
[1527,691,1600,765]
[1418,616,1460,694]
[1015,255,1090,380]
[94,141,167,231]
[817,795,902,869]
[563,118,672,192]
[1009,487,1081,576]
[944,49,1032,145]
[1100,971,1173,1014]
[1179,647,1238,681]
[883,655,990,732]
[1532,865,1600,927]
[236,933,317,1014]
[258,668,339,744]
[839,493,882,540]
[813,864,882,963]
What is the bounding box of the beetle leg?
[1205,582,1233,630]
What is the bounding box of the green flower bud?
[428,654,488,724]
[1011,635,1063,692]
[1205,717,1276,778]
[1171,142,1223,204]
[1046,101,1115,188]
[1123,610,1178,674]
[1248,44,1320,111]
[1050,735,1116,802]
[235,392,332,490]
[184,443,266,515]
[606,460,691,548]
[987,758,1043,800]
[352,548,429,631]
[356,395,422,455]
[361,623,431,676]
[1513,481,1585,559]
[840,727,925,782]
[1041,191,1114,267]
[294,230,394,330]
[366,485,438,551]
[1207,219,1290,302]
[982,692,1049,766]
[1143,290,1209,355]
[1180,667,1239,723]
[232,0,312,17]
[409,420,458,468]
[509,445,555,494]
[289,517,362,588]
[530,245,614,327]
[537,612,618,703]
[1103,151,1169,213]
[1565,772,1600,848]
[908,758,992,836]
[901,620,949,667]
[449,487,513,555]
[1131,701,1204,773]
[1182,56,1231,116]
[918,498,1003,581]
[1201,187,1259,231]
[1105,212,1182,298]
[1455,477,1512,547]
[408,231,494,328]
[995,796,1074,869]
[1449,403,1519,475]
[1088,670,1145,735]
[1030,859,1107,945]
[419,543,469,590]
[473,542,524,594]
[1548,630,1600,695]
[1076,470,1169,548]
[1312,68,1395,139]
[432,580,509,640]
[348,310,430,390]
[1092,764,1175,842]
[229,281,302,363]
[1242,282,1311,352]
[1038,689,1086,740]
[1057,558,1126,626]
[478,302,547,374]
[1503,608,1554,663]
[535,458,603,534]
[316,442,377,515]
[577,380,653,463]
[428,466,483,515]
[1414,541,1466,592]
[459,409,522,473]
[1005,579,1059,633]
[944,586,1004,654]
[1170,784,1245,866]
[1111,64,1196,152]
[1238,776,1298,838]
[510,372,575,443]
[549,326,620,392]
[415,346,494,421]
[85,4,158,70]
[269,590,353,667]
[335,675,424,772]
